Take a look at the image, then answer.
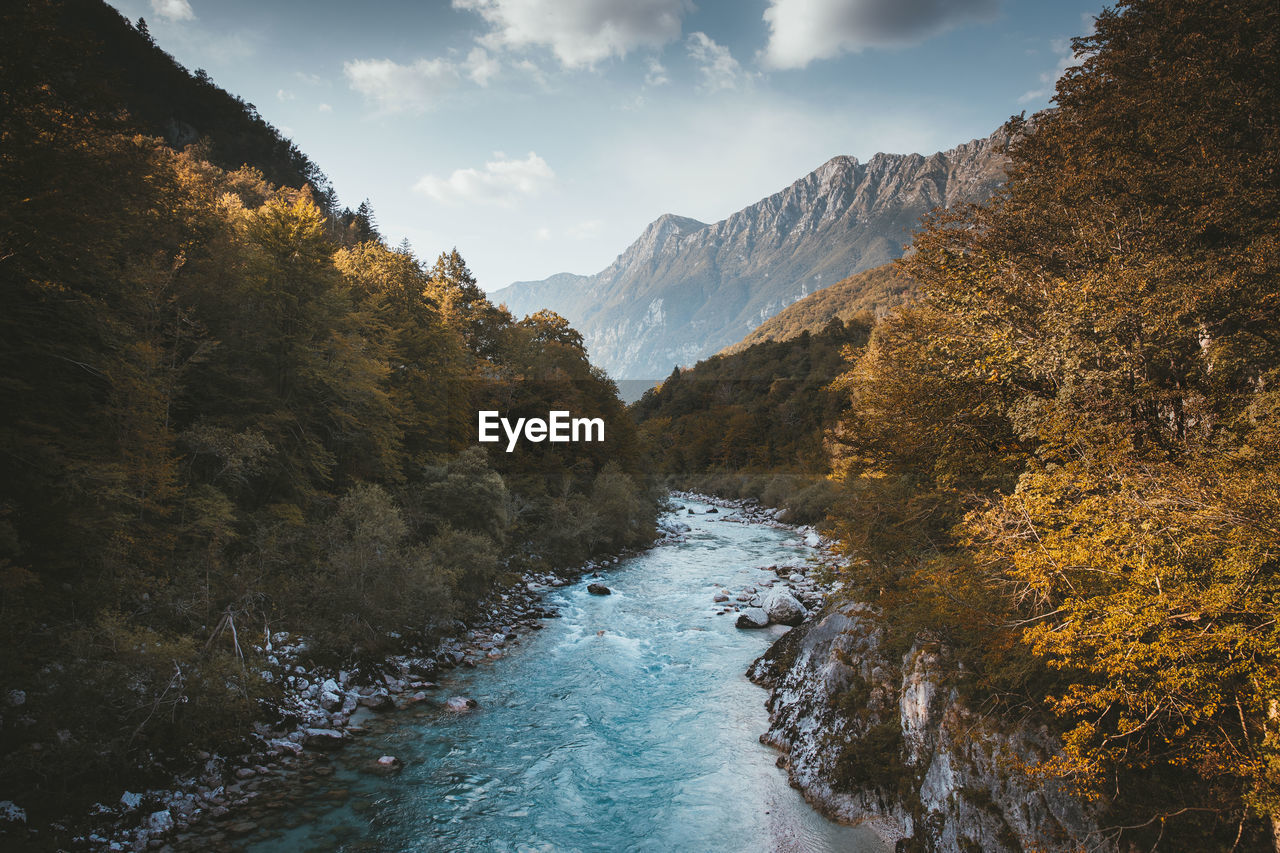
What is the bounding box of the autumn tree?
[830,0,1280,843]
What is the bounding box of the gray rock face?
[489,131,1009,380]
[736,608,770,629]
[748,602,1104,852]
[763,589,808,626]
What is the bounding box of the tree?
[840,0,1280,841]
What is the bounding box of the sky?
[105,0,1102,292]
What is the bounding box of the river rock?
[736,608,770,629]
[706,507,718,513]
[764,589,808,627]
[146,809,174,834]
[0,801,27,825]
[358,690,396,712]
[445,696,479,712]
[713,592,729,603]
[587,583,611,596]
[303,728,348,749]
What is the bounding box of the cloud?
[644,58,670,87]
[453,0,693,68]
[415,152,554,206]
[762,0,999,69]
[687,32,746,92]
[567,219,602,239]
[344,57,459,112]
[276,89,295,101]
[466,47,502,86]
[150,0,195,22]
[512,58,550,88]
[318,103,333,113]
[1018,38,1076,103]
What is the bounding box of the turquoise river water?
[243,497,887,852]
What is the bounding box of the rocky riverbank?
[58,527,691,853]
[747,601,1105,852]
[34,495,823,851]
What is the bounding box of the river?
[241,496,887,852]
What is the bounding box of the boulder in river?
[736,608,770,629]
[706,507,718,513]
[713,592,729,603]
[763,589,808,627]
[445,696,479,712]
[587,583,611,596]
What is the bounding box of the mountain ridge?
[490,130,1010,379]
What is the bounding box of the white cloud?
[453,0,693,68]
[644,58,670,87]
[535,226,553,240]
[466,47,502,86]
[276,89,295,101]
[344,57,459,112]
[150,0,195,22]
[762,0,999,69]
[318,103,333,113]
[567,219,603,239]
[295,71,326,86]
[415,152,554,206]
[1018,35,1083,104]
[687,32,745,92]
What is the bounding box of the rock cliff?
[748,602,1105,852]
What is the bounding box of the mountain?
[490,130,1009,379]
[720,262,916,356]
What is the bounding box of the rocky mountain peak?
[488,131,1010,380]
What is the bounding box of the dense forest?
[637,0,1280,845]
[632,317,869,522]
[831,0,1280,843]
[0,0,656,828]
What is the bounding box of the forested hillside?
[720,263,915,355]
[7,0,324,195]
[632,318,870,522]
[826,0,1280,845]
[0,0,655,827]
